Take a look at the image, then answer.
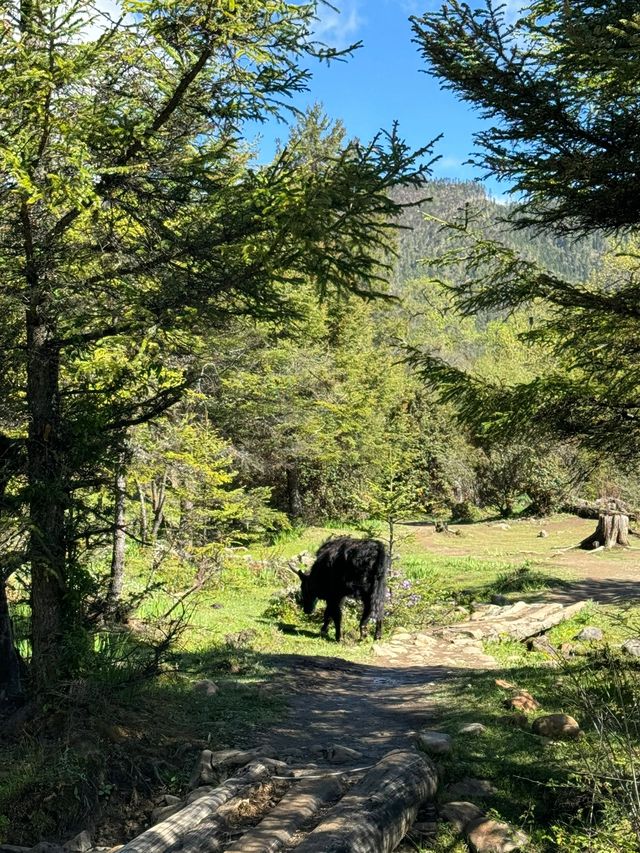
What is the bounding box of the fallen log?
[293,749,438,853]
[445,601,588,643]
[118,760,273,853]
[562,497,637,521]
[225,776,345,853]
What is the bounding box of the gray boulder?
[440,801,484,832]
[575,627,603,642]
[63,834,92,853]
[415,730,452,756]
[622,639,640,657]
[467,817,530,852]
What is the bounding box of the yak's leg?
[359,600,373,641]
[328,600,343,642]
[321,605,332,637]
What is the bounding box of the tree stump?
[579,511,630,550]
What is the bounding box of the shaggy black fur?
[297,536,389,641]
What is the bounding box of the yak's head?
[296,569,318,615]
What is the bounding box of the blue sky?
[252,0,507,196]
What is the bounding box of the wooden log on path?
[446,600,588,642]
[224,776,345,853]
[293,749,438,853]
[118,760,273,853]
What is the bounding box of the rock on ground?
[467,817,530,852]
[459,723,487,736]
[63,834,92,853]
[622,639,640,657]
[575,627,603,641]
[531,714,581,740]
[415,730,452,755]
[193,679,218,696]
[440,801,484,832]
[505,691,541,712]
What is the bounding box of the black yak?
[295,536,389,641]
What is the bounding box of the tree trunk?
[286,467,303,520]
[179,497,195,543]
[0,575,23,702]
[136,479,148,543]
[26,286,67,689]
[151,471,167,538]
[580,511,630,550]
[106,462,127,618]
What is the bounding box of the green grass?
[423,654,640,852]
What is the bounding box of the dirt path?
[262,633,497,763]
[262,655,440,762]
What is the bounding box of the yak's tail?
[370,541,390,622]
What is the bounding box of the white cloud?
[313,0,363,49]
[436,155,464,169]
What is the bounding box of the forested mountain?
[199,175,613,528]
[391,180,607,287]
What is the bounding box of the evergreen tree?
[412,1,640,233]
[0,0,434,690]
[410,1,640,463]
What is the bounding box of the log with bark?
[224,776,345,853]
[579,511,631,550]
[293,749,438,853]
[118,760,276,853]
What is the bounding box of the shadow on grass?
[272,623,326,639]
[478,563,571,597]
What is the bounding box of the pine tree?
[412,1,640,233]
[410,1,640,463]
[0,0,434,690]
